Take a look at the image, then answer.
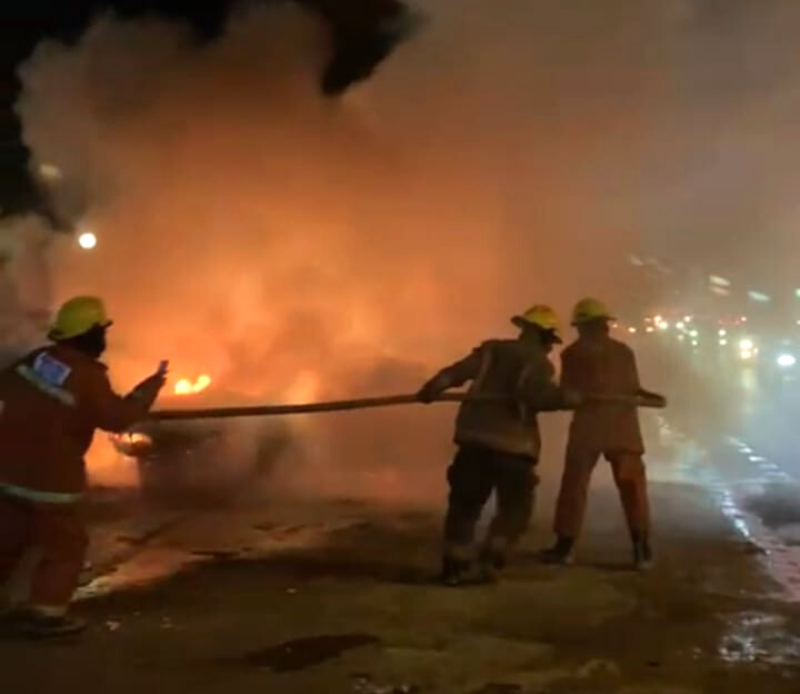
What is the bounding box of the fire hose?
[151,392,665,422]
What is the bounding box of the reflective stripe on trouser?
[0,495,88,608]
[554,444,650,539]
[443,445,537,562]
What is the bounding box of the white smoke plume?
[0,215,60,367]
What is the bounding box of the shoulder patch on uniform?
[33,352,72,387]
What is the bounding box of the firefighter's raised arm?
[87,369,166,433]
[417,345,484,404]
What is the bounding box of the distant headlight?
[777,353,797,368]
[738,338,757,361]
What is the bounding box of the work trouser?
[443,444,538,563]
[554,441,650,540]
[0,495,87,609]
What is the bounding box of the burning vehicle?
[109,374,297,506]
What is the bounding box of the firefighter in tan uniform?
[540,298,664,570]
[0,296,166,636]
[418,305,582,586]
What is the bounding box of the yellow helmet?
[571,297,614,326]
[48,296,113,341]
[511,304,562,341]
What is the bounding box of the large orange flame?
[174,374,212,396]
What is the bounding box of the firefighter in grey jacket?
[418,305,581,586]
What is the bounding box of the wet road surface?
[648,341,800,603]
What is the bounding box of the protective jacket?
[424,339,569,457]
[0,344,151,500]
[560,335,644,453]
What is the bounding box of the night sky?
[0,2,235,216]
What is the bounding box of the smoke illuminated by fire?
[13,0,794,499]
[8,1,665,496]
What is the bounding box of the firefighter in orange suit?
[418,305,582,586]
[540,298,664,570]
[0,296,166,636]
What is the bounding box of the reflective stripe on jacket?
[0,483,81,505]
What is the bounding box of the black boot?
[632,535,654,572]
[11,609,87,638]
[440,557,472,587]
[440,556,496,587]
[476,547,506,584]
[538,536,575,565]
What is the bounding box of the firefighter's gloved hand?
[139,371,168,393]
[637,388,667,408]
[417,382,441,404]
[131,371,168,407]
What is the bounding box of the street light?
[78,231,97,250]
